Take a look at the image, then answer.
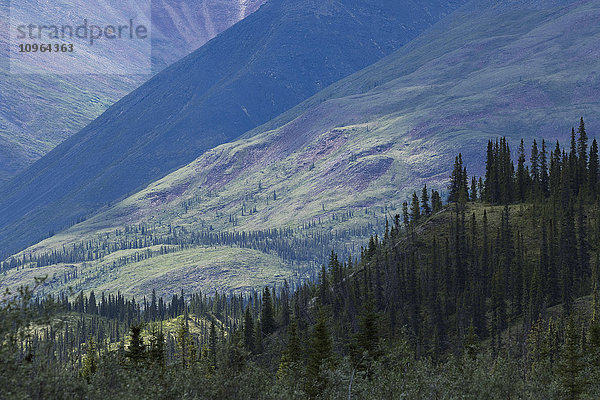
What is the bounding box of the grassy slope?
[0,0,462,260]
[50,0,600,239]
[2,246,294,299]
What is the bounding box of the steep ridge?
[0,0,467,258]
[0,0,266,184]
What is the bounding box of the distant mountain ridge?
[0,0,266,184]
[0,0,467,259]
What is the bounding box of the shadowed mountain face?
[0,0,266,184]
[0,0,467,258]
[150,0,266,71]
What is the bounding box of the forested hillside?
[1,120,599,399]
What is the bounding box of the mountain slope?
[3,0,598,297]
[0,0,467,258]
[0,0,266,184]
[66,0,600,234]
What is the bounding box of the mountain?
[2,0,598,297]
[0,0,467,259]
[50,0,600,235]
[0,0,266,184]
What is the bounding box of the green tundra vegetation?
[1,119,600,399]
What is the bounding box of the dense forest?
[1,119,600,399]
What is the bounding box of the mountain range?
[0,0,466,260]
[2,0,600,298]
[0,0,266,184]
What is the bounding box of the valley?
[2,0,599,301]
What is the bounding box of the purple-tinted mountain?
[0,0,466,258]
[0,0,266,184]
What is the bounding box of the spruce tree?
[550,141,563,196]
[516,139,527,201]
[175,315,196,368]
[449,154,467,203]
[126,324,146,365]
[285,318,302,365]
[80,338,98,382]
[484,141,496,202]
[411,192,421,223]
[541,140,550,197]
[209,321,217,367]
[470,176,478,202]
[354,299,380,360]
[482,210,490,297]
[306,310,333,397]
[570,127,579,193]
[557,318,585,400]
[421,185,431,216]
[531,139,540,186]
[254,320,263,354]
[148,323,165,366]
[589,139,599,198]
[277,318,303,381]
[432,190,443,213]
[244,305,254,353]
[402,201,410,230]
[577,117,588,190]
[576,197,590,294]
[261,286,275,336]
[560,205,577,315]
[464,322,480,359]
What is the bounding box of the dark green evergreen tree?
[531,139,540,187]
[209,321,217,367]
[540,140,550,197]
[577,117,588,190]
[432,190,443,213]
[449,154,468,203]
[305,310,333,397]
[560,205,577,315]
[80,338,98,382]
[421,185,431,216]
[557,318,585,400]
[411,192,421,223]
[516,139,528,201]
[470,176,478,202]
[244,305,254,353]
[589,138,599,198]
[126,324,146,364]
[261,286,275,336]
[148,323,165,365]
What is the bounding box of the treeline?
[0,211,384,277]
[2,120,600,399]
[405,117,599,216]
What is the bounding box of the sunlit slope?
[52,0,600,236]
[5,0,599,299]
[1,246,295,299]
